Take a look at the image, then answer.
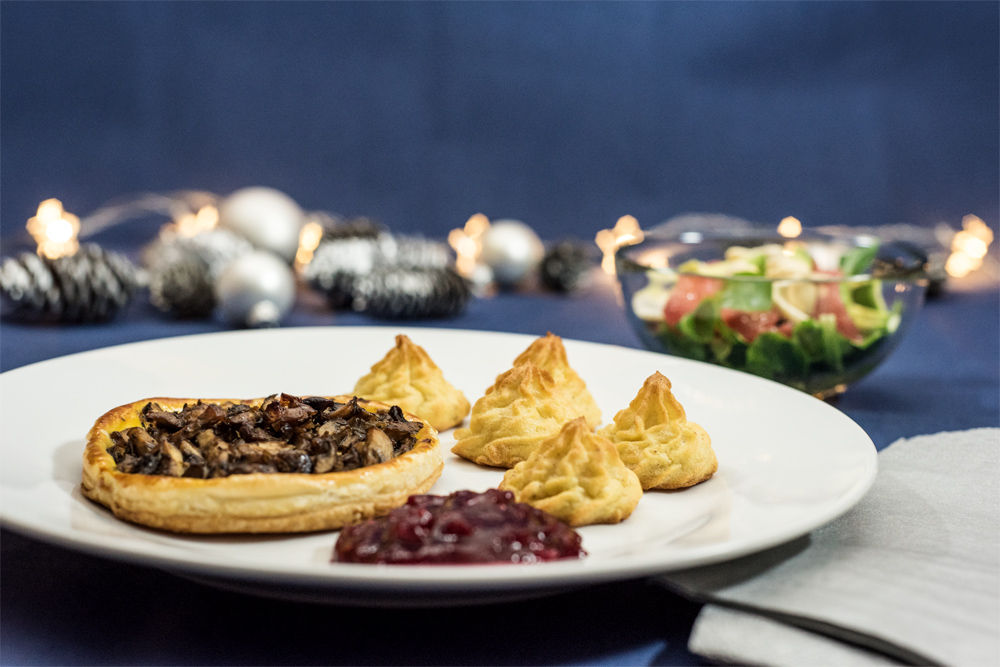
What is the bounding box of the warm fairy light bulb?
[164,204,220,239]
[449,213,491,277]
[953,231,989,259]
[173,205,219,237]
[596,215,643,275]
[464,213,490,239]
[945,251,979,278]
[962,214,994,244]
[945,214,994,278]
[295,220,325,267]
[195,204,219,229]
[778,216,802,238]
[26,198,80,259]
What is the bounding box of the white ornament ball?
[218,187,304,262]
[479,219,545,288]
[215,250,296,328]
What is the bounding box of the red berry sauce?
[334,489,586,564]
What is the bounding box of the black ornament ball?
[352,267,471,320]
[540,241,594,293]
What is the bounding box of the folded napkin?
[658,428,1000,666]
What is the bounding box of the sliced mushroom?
[178,440,207,478]
[274,449,312,473]
[157,440,186,477]
[302,396,343,412]
[363,427,394,466]
[313,452,338,474]
[126,427,159,457]
[107,431,129,462]
[141,404,184,432]
[205,439,232,475]
[316,420,348,438]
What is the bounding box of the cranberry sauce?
[334,489,586,564]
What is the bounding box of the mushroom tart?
[82,394,442,534]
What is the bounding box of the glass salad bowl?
[616,229,929,399]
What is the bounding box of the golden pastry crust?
[507,332,602,428]
[354,334,470,431]
[597,372,717,490]
[81,396,442,534]
[452,363,578,468]
[499,417,642,526]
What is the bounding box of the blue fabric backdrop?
[2,1,997,245]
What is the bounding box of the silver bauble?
[215,250,296,328]
[218,187,304,262]
[478,219,545,287]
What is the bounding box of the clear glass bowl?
[616,229,929,399]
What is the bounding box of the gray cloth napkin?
[658,428,1000,666]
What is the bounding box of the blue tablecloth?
[2,273,997,666]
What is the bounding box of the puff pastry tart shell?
[81,396,442,534]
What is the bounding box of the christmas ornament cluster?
[1,187,598,328]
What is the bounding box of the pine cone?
[300,236,392,309]
[393,236,453,269]
[0,244,142,323]
[323,216,385,241]
[142,228,252,279]
[148,249,215,319]
[540,241,595,293]
[352,267,471,319]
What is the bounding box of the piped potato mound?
[452,363,579,468]
[353,334,470,432]
[598,372,717,490]
[82,394,442,534]
[499,417,642,527]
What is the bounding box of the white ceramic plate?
[0,327,876,605]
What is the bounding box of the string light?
[448,213,491,277]
[946,214,994,278]
[162,205,219,238]
[595,215,643,275]
[777,216,802,238]
[295,220,325,268]
[26,199,80,259]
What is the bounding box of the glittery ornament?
[0,244,142,323]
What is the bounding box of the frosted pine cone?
[0,244,142,323]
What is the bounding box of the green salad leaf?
[840,243,879,276]
[746,332,810,380]
[710,324,748,368]
[718,280,772,312]
[658,323,709,362]
[678,299,718,343]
